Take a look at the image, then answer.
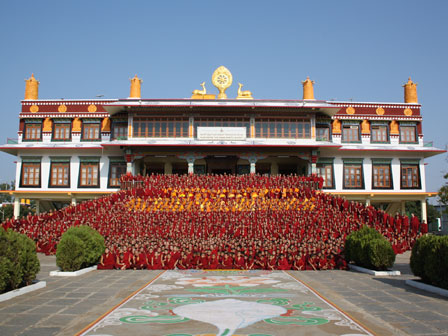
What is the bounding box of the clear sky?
[0,0,447,195]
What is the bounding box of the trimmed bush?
[345,226,395,271]
[410,235,448,289]
[56,226,105,272]
[0,227,40,294]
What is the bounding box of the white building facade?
[1,73,444,221]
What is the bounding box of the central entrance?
[205,155,238,174]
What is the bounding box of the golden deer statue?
[237,83,253,99]
[192,82,207,95]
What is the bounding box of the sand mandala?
[77,270,372,336]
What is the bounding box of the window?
[21,162,40,187]
[372,164,392,189]
[316,162,334,188]
[82,123,101,141]
[109,162,126,187]
[112,123,128,140]
[400,125,417,143]
[316,126,330,141]
[343,163,363,189]
[53,123,71,141]
[79,162,99,187]
[133,117,189,138]
[254,118,310,138]
[50,163,70,187]
[371,125,389,143]
[342,124,360,142]
[401,164,420,189]
[23,123,42,141]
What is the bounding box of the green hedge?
[345,226,395,271]
[410,235,448,290]
[56,226,105,272]
[0,228,40,294]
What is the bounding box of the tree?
[438,173,448,213]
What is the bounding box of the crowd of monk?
[1,174,426,270]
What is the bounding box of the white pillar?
[366,198,371,206]
[126,161,133,174]
[188,162,194,174]
[311,162,317,175]
[35,200,40,215]
[13,198,20,219]
[421,198,427,224]
[164,161,173,175]
[71,197,77,206]
[401,201,406,215]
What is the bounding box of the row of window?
[22,118,419,144]
[316,162,421,189]
[317,123,418,144]
[21,161,126,188]
[24,121,104,141]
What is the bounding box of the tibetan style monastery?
[1,66,444,221]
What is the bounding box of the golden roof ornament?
[403,77,418,103]
[129,74,142,98]
[25,73,39,100]
[302,76,315,100]
[212,66,233,99]
[192,82,206,95]
[236,83,253,100]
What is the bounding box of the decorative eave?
[102,99,342,117]
[334,115,422,121]
[338,145,445,158]
[0,144,103,156]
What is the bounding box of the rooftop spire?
[302,76,315,100]
[24,73,39,100]
[129,74,142,98]
[403,77,418,103]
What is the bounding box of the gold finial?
[129,74,142,98]
[302,76,315,100]
[403,77,418,103]
[24,73,39,100]
[236,83,253,99]
[212,66,233,99]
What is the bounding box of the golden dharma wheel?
[88,104,97,113]
[404,108,413,116]
[346,106,355,115]
[376,107,385,115]
[29,105,39,113]
[58,104,67,113]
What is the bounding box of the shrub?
[345,226,395,271]
[0,227,40,294]
[56,226,105,272]
[410,235,448,289]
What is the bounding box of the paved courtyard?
[0,252,447,336]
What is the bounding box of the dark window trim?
[343,162,364,189]
[317,161,335,189]
[107,161,126,188]
[20,162,41,188]
[52,122,72,142]
[22,123,43,142]
[371,163,393,190]
[400,163,421,189]
[370,124,390,144]
[341,123,361,143]
[78,162,100,188]
[399,125,418,144]
[48,162,71,188]
[81,123,101,142]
